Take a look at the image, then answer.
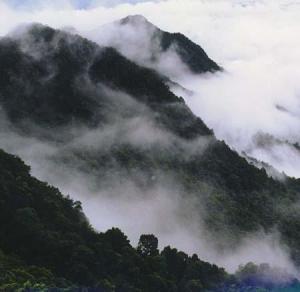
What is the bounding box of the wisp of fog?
[0,0,300,276]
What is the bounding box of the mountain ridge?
[85,15,221,81]
[1,20,300,281]
[120,15,221,73]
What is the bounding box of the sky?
[4,0,152,9]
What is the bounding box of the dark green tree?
[137,234,159,257]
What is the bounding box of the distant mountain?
[1,22,300,277]
[244,132,300,178]
[85,15,221,80]
[242,150,286,180]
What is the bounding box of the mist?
[1,0,300,277]
[1,2,300,177]
[0,120,296,275]
[0,91,296,276]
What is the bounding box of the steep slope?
[0,24,209,138]
[244,132,300,178]
[0,151,299,291]
[1,23,300,269]
[121,15,221,73]
[85,15,220,80]
[0,148,229,291]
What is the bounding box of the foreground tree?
[137,234,159,257]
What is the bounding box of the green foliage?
[0,149,228,290]
[137,235,159,257]
[0,248,72,291]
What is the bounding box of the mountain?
[243,132,300,178]
[0,148,229,290]
[85,15,221,80]
[0,23,209,138]
[1,21,300,277]
[1,149,299,291]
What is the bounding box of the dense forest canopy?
[0,148,299,291]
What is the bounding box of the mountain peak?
[120,15,153,26]
[100,15,221,75]
[9,23,55,41]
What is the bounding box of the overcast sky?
[4,0,153,9]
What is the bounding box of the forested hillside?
[0,148,227,291]
[1,149,299,291]
[0,22,300,290]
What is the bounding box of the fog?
[1,0,298,177]
[83,15,191,81]
[1,0,300,276]
[0,111,296,275]
[0,88,296,277]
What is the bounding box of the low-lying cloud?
[1,0,300,275]
[1,0,298,177]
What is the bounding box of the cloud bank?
[1,0,300,177]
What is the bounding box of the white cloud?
[167,0,300,177]
[1,0,300,272]
[1,1,300,176]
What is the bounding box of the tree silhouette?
[137,234,159,257]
